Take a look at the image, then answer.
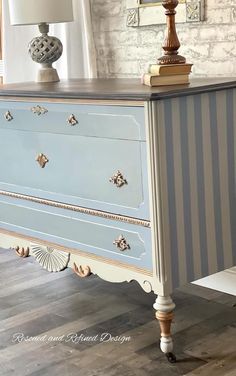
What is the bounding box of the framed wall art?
[126,0,205,27]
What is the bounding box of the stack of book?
[142,63,193,87]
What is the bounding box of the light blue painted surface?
[0,195,152,270]
[0,129,149,219]
[0,102,146,141]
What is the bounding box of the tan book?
[142,73,190,87]
[149,63,193,76]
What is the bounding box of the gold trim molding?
[0,190,150,228]
[0,97,144,107]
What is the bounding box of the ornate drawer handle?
[67,114,78,126]
[109,170,128,188]
[5,111,13,121]
[31,105,48,115]
[113,235,130,252]
[36,153,49,168]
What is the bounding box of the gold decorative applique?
[113,235,130,252]
[31,105,48,115]
[73,263,91,278]
[36,153,49,168]
[109,171,128,188]
[4,111,13,121]
[67,114,78,126]
[15,246,30,258]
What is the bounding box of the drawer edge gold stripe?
[0,190,151,228]
[0,96,145,107]
[0,228,153,277]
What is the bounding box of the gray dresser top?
[0,78,236,101]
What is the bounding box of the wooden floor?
[1,248,236,376]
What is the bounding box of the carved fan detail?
[31,244,70,272]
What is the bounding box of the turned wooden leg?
[153,295,176,363]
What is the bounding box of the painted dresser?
[0,78,235,362]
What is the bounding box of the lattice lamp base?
[28,23,63,83]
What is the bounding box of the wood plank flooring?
[1,247,236,376]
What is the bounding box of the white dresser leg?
[153,295,176,363]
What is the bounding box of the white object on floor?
[194,267,236,296]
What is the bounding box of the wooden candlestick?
[158,0,186,65]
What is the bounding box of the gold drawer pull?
[31,105,48,115]
[67,114,78,126]
[109,170,128,188]
[36,153,49,168]
[5,111,13,121]
[113,235,130,252]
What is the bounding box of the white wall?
[91,0,236,78]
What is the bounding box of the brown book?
[142,73,190,87]
[149,63,193,76]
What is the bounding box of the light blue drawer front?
[0,196,152,271]
[0,102,146,141]
[0,129,149,219]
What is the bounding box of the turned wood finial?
[156,311,174,338]
[158,0,186,65]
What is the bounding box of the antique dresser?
[0,78,235,362]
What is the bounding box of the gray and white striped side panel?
[155,89,236,290]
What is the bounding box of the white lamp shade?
[8,0,74,25]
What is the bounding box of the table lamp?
[8,0,74,82]
[158,0,186,65]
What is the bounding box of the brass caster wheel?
[166,352,177,364]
